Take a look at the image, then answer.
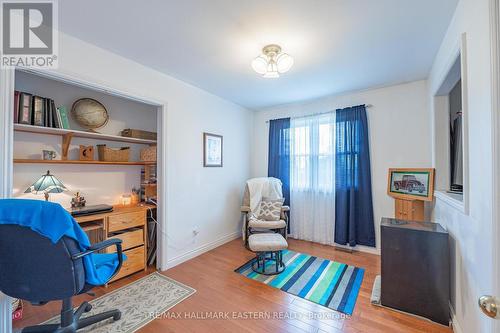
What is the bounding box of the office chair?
[0,199,125,333]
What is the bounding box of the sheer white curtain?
[290,112,336,245]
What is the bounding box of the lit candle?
[121,194,132,206]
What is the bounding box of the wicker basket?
[121,129,157,141]
[97,145,130,162]
[140,145,156,162]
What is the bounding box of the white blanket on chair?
[246,177,283,215]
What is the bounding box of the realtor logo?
[1,0,58,68]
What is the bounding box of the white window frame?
[431,33,470,215]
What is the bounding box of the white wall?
[17,31,253,267]
[428,0,494,332]
[252,80,432,252]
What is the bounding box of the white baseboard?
[351,244,381,255]
[317,241,381,255]
[164,232,379,271]
[450,303,463,333]
[165,231,241,269]
[285,237,381,255]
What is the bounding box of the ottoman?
[248,233,288,275]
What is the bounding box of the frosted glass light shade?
[251,55,268,75]
[251,44,293,78]
[276,53,294,73]
[263,71,279,78]
[263,61,279,78]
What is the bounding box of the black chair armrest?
[72,239,124,281]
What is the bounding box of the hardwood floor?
[14,238,452,333]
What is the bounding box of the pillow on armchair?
[257,198,284,221]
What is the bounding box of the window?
[335,117,362,189]
[290,113,335,192]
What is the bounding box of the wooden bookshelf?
[13,69,159,278]
[14,159,156,166]
[14,123,157,145]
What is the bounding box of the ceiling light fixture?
[251,44,293,78]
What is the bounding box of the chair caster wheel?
[113,312,121,321]
[85,303,92,312]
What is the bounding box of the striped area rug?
[235,250,364,315]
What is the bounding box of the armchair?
[241,178,290,247]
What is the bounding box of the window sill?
[434,190,465,213]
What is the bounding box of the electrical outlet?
[192,226,199,236]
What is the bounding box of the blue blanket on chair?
[0,199,125,286]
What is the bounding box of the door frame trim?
[490,0,500,331]
[0,68,15,333]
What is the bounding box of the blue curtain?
[268,118,291,231]
[334,105,375,247]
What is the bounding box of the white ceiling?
[58,0,458,110]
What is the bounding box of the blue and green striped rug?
[235,250,364,315]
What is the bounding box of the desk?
[73,204,155,283]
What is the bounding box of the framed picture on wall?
[387,168,435,201]
[203,132,223,167]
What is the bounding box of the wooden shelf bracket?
[62,133,73,160]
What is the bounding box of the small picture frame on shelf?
[42,150,56,160]
[387,168,435,201]
[203,132,223,167]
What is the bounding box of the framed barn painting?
[387,168,435,201]
[203,132,223,167]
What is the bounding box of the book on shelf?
[18,92,32,125]
[13,91,20,123]
[43,98,49,127]
[51,100,60,128]
[32,96,45,127]
[13,90,69,130]
[55,105,63,128]
[57,106,70,129]
[44,98,54,128]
